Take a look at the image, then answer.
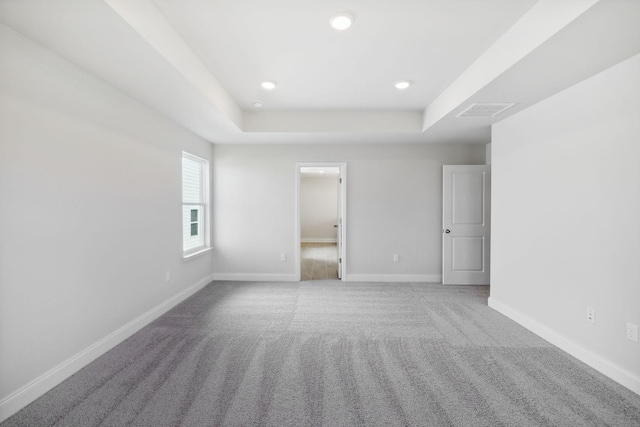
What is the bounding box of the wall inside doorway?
[301,175,338,242]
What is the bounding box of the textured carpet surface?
[3,281,640,426]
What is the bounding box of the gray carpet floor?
[3,281,640,426]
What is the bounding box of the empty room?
[1,0,639,425]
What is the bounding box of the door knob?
[445,229,451,233]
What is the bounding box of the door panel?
[452,237,485,271]
[453,172,485,225]
[443,165,490,285]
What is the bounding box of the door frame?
[295,162,347,281]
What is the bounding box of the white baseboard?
[488,297,640,396]
[0,273,214,423]
[345,274,442,283]
[211,273,299,282]
[301,238,337,243]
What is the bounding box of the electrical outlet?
[627,323,639,342]
[393,254,399,262]
[586,307,596,324]
[165,271,170,282]
[280,253,286,262]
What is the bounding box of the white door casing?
[337,171,343,279]
[442,165,491,285]
[296,162,347,281]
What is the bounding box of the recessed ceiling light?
[330,13,353,31]
[261,81,277,90]
[395,80,412,90]
[253,101,263,108]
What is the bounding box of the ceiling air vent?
[457,103,516,118]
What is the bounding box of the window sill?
[183,247,213,261]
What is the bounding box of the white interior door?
[442,165,491,285]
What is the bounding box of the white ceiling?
[151,0,535,111]
[1,0,639,145]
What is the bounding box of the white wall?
[490,53,640,393]
[211,143,485,282]
[301,176,338,242]
[0,24,214,419]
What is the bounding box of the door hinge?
[339,258,342,263]
[339,178,342,184]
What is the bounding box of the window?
[182,152,210,257]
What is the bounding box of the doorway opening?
[296,163,346,281]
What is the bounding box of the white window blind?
[182,152,209,256]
